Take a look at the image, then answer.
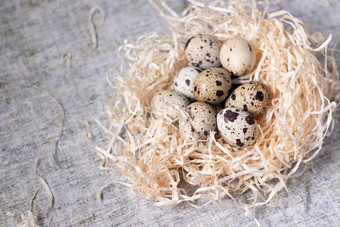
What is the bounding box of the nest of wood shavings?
[95,0,339,208]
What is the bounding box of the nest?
[95,0,339,209]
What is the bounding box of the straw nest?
[95,0,339,209]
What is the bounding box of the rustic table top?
[0,0,339,226]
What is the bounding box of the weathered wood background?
[0,0,339,226]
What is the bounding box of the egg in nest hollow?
[151,90,190,120]
[174,66,202,100]
[225,81,272,118]
[217,107,259,147]
[179,102,216,141]
[193,68,232,105]
[220,38,256,76]
[185,34,221,69]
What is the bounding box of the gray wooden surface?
[0,0,339,226]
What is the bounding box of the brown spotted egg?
[217,107,258,147]
[174,67,202,99]
[193,68,232,105]
[179,102,216,140]
[220,38,256,76]
[185,34,221,69]
[151,90,190,120]
[225,81,272,118]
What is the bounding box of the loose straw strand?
[86,6,105,55]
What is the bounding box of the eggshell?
[220,38,256,76]
[225,81,272,118]
[185,34,221,69]
[174,67,202,99]
[179,102,216,140]
[151,90,190,120]
[217,107,258,147]
[193,68,232,104]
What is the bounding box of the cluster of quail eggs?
[151,34,273,147]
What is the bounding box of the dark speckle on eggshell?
[256,91,264,101]
[245,116,255,125]
[185,79,190,86]
[224,110,239,123]
[216,90,224,97]
[236,139,244,147]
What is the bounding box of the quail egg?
[185,34,221,69]
[225,81,272,118]
[220,38,256,76]
[151,90,190,120]
[179,102,216,140]
[174,67,202,99]
[217,107,258,147]
[193,68,232,104]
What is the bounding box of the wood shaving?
[95,0,339,209]
[62,6,105,67]
[18,159,54,227]
[273,0,281,6]
[31,85,64,167]
[71,201,84,217]
[6,211,15,217]
[33,158,54,213]
[18,210,38,227]
[85,6,105,55]
[96,180,116,202]
[312,0,329,7]
[80,120,92,140]
[17,85,62,226]
[61,52,72,68]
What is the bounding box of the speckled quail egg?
[193,68,232,105]
[225,81,272,118]
[220,38,256,76]
[179,102,216,140]
[174,67,202,99]
[151,90,190,120]
[217,107,258,147]
[185,34,221,69]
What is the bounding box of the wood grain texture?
[0,0,339,226]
